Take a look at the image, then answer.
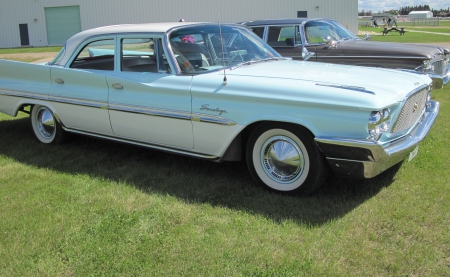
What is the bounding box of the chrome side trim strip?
[109,103,237,126]
[192,113,236,126]
[317,56,428,60]
[48,96,107,109]
[1,89,236,126]
[108,103,191,120]
[65,127,220,161]
[0,89,48,100]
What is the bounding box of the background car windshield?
[305,20,358,44]
[168,25,281,73]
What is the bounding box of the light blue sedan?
[0,22,440,194]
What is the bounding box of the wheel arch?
[221,120,317,161]
[18,102,66,128]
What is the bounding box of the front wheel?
[246,124,328,194]
[30,105,65,144]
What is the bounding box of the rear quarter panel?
[0,60,51,116]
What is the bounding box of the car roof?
[239,18,331,26]
[61,22,211,65]
[65,21,206,47]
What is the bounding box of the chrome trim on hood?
[315,83,375,94]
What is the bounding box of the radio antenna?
[216,1,227,86]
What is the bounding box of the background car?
[0,22,440,194]
[240,18,450,89]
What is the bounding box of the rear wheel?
[246,123,328,194]
[30,105,65,144]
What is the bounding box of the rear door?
[49,37,114,135]
[258,25,314,61]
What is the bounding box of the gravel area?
[0,52,58,63]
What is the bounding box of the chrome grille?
[391,88,428,134]
[432,60,447,75]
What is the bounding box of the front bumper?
[315,100,440,179]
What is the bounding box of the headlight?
[368,108,390,141]
[422,60,434,73]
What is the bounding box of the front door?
[106,37,194,149]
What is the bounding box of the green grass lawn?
[0,46,62,55]
[359,26,450,43]
[1,34,450,276]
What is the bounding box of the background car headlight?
[422,60,434,73]
[368,108,390,141]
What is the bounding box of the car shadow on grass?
[0,117,401,226]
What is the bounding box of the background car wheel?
[30,105,65,144]
[246,123,328,194]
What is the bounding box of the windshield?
[304,20,358,44]
[168,24,282,73]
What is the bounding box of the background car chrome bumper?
[315,100,440,179]
[429,64,450,89]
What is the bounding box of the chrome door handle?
[54,78,64,84]
[112,83,123,89]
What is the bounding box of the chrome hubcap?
[260,136,304,183]
[36,107,55,138]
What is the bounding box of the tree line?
[398,5,449,16]
[359,5,449,16]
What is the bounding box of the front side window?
[70,39,115,70]
[305,20,358,44]
[249,26,265,39]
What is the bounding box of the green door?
[45,6,81,45]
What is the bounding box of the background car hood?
[226,59,431,102]
[318,40,445,58]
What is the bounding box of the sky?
[358,0,450,12]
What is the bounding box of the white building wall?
[408,11,433,18]
[0,0,357,48]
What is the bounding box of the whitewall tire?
[246,123,328,194]
[30,105,65,144]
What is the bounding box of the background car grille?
[391,88,428,134]
[433,60,447,75]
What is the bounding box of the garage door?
[45,6,81,45]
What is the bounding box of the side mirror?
[302,47,315,61]
[364,34,372,41]
[324,36,338,46]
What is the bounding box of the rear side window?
[249,26,265,39]
[266,26,300,47]
[70,39,115,70]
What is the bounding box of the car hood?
[316,40,446,58]
[226,59,430,102]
